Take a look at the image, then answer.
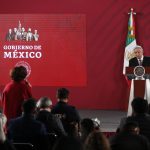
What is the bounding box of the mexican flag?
[123,8,137,74]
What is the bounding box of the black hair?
[123,121,139,133]
[57,88,69,100]
[81,118,95,133]
[131,97,148,114]
[10,66,27,82]
[23,98,36,114]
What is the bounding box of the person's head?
[22,98,36,115]
[133,45,143,59]
[34,30,37,34]
[56,88,69,102]
[36,97,52,111]
[14,28,17,32]
[84,131,111,150]
[22,27,25,32]
[10,66,27,82]
[122,121,140,134]
[8,28,12,33]
[131,97,148,115]
[81,118,95,135]
[28,28,31,32]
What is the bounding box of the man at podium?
[127,45,150,116]
[129,45,150,67]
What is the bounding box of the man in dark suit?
[36,97,66,136]
[7,98,49,150]
[129,45,150,67]
[51,88,81,136]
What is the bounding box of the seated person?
[119,97,150,142]
[80,118,95,143]
[110,122,150,150]
[51,88,81,135]
[7,98,49,150]
[36,97,66,136]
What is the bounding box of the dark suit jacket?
[129,56,150,67]
[119,114,150,142]
[7,114,48,150]
[110,132,150,150]
[51,101,80,134]
[36,110,66,136]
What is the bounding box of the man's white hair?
[133,45,143,51]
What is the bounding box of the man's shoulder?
[144,56,150,60]
[129,57,137,61]
[9,116,23,125]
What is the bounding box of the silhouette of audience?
[110,122,150,150]
[119,97,150,142]
[2,74,149,150]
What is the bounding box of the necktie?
[139,59,142,66]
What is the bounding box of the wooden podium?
[126,67,150,98]
[126,67,150,116]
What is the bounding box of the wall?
[0,0,150,110]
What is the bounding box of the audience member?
[119,97,150,142]
[110,122,150,150]
[7,98,49,150]
[84,130,111,150]
[80,118,95,143]
[36,96,66,136]
[51,88,81,135]
[1,66,32,122]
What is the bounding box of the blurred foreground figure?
[0,113,16,150]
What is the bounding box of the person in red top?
[1,66,32,122]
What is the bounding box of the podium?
[125,67,150,116]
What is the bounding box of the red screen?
[0,14,87,86]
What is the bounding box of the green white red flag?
[123,8,137,74]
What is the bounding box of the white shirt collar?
[138,55,143,61]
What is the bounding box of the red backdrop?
[0,14,87,86]
[0,0,150,110]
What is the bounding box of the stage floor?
[79,110,127,132]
